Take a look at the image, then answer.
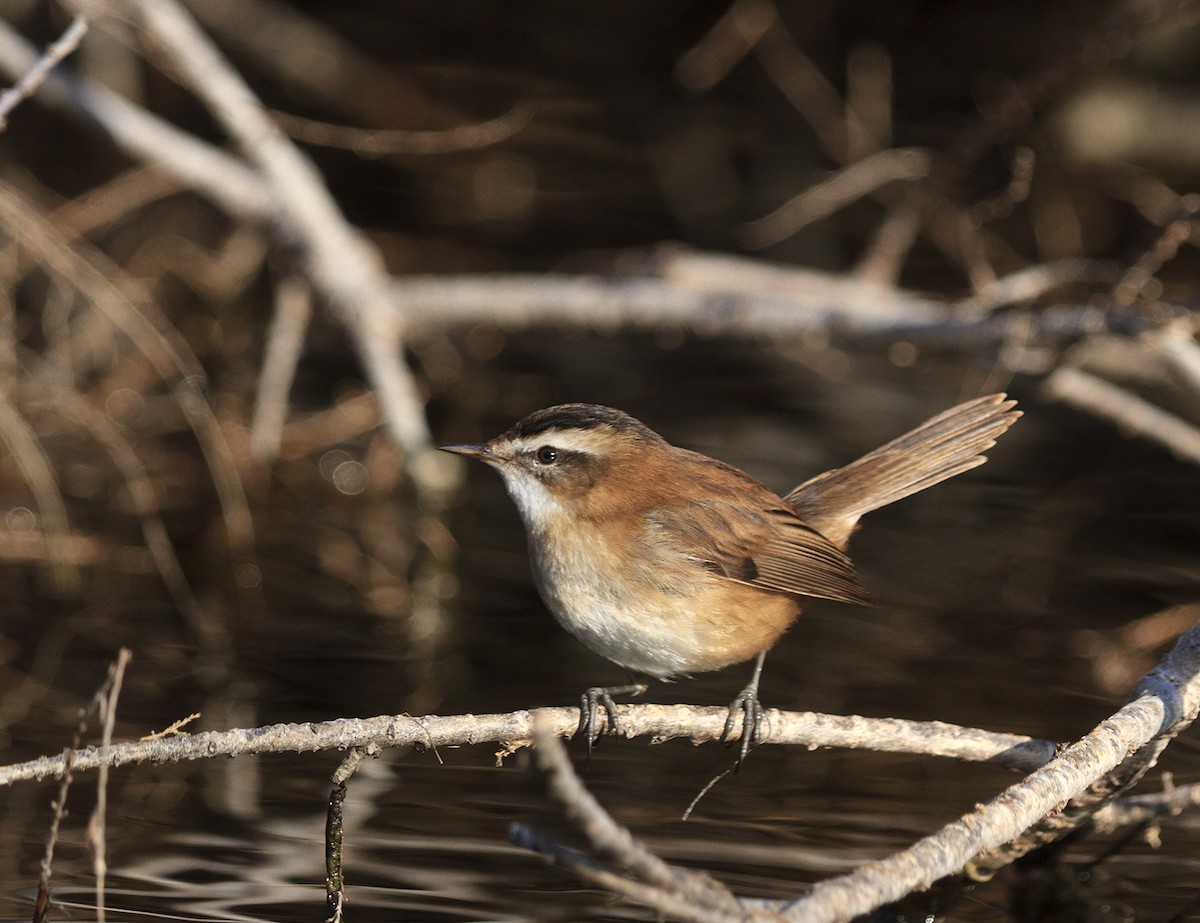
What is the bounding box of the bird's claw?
[575,682,648,753]
[721,688,765,769]
[577,687,618,750]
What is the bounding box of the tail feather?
[785,394,1020,547]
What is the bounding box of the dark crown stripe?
[509,403,662,442]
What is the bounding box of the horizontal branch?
[0,704,1055,787]
[391,265,1153,342]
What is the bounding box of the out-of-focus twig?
[1045,365,1200,466]
[1113,208,1198,306]
[956,259,1120,315]
[750,9,877,164]
[674,0,776,93]
[180,0,463,129]
[0,390,80,593]
[50,167,183,242]
[271,103,533,156]
[1150,321,1200,395]
[87,0,433,463]
[250,274,312,462]
[0,14,88,130]
[0,17,271,220]
[739,148,931,249]
[388,260,1151,346]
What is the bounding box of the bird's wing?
[647,498,874,605]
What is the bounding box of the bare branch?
[0,704,1055,788]
[387,261,1147,346]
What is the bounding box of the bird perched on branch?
[442,393,1020,761]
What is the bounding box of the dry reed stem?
[87,648,131,923]
[0,183,261,623]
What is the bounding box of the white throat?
[497,469,564,531]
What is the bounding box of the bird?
[440,393,1020,761]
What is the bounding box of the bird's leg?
[577,681,648,750]
[721,651,766,767]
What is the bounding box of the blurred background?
[1,0,1200,919]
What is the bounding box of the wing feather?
[647,499,874,606]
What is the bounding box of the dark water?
[4,336,1200,922]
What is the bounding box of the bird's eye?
[535,446,558,465]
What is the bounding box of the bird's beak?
[438,442,492,461]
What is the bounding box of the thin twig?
[32,649,132,923]
[513,821,764,923]
[674,0,776,93]
[0,15,88,131]
[1092,779,1200,833]
[250,274,312,462]
[326,746,374,923]
[87,649,131,923]
[179,0,462,130]
[531,716,739,911]
[955,259,1120,315]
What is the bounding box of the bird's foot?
[721,684,765,769]
[576,682,648,751]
